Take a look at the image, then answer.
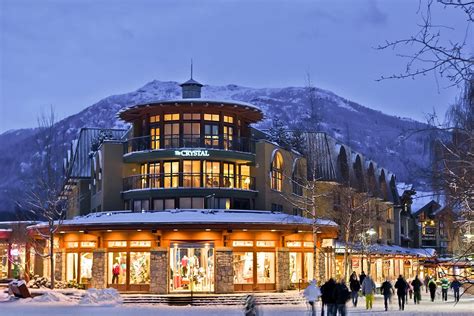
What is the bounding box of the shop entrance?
[169,242,214,292]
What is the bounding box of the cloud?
[360,0,388,26]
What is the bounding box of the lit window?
[150,115,160,123]
[150,127,160,149]
[256,241,275,247]
[271,151,283,191]
[233,252,253,284]
[108,241,127,248]
[183,113,201,120]
[286,241,302,248]
[204,113,220,121]
[257,252,275,283]
[164,113,180,121]
[130,241,151,247]
[66,242,79,248]
[233,241,254,247]
[224,115,234,123]
[80,241,96,248]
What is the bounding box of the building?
[28,76,338,293]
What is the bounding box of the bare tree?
[18,106,67,289]
[304,73,323,131]
[377,0,473,87]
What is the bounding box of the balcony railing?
[123,173,256,191]
[124,134,255,154]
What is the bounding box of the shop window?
[271,151,283,191]
[289,252,303,283]
[304,242,314,248]
[150,115,160,123]
[66,253,78,282]
[257,252,275,284]
[164,113,180,121]
[163,161,179,188]
[233,252,253,284]
[80,241,96,248]
[129,252,150,284]
[108,252,127,285]
[204,113,219,121]
[256,241,275,247]
[233,241,254,247]
[130,241,151,247]
[222,162,235,188]
[0,244,7,279]
[304,253,314,281]
[80,252,93,284]
[133,199,149,212]
[66,242,79,249]
[183,160,201,187]
[164,123,180,148]
[150,127,160,150]
[108,241,127,248]
[223,115,234,124]
[223,125,233,150]
[287,241,302,248]
[204,124,219,148]
[204,161,220,187]
[183,113,201,120]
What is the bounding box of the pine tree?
[268,117,290,148]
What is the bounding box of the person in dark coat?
[411,275,422,304]
[320,278,337,316]
[450,278,462,302]
[380,277,395,311]
[394,275,408,310]
[424,275,430,293]
[349,272,361,307]
[428,278,437,302]
[359,271,366,286]
[334,278,351,316]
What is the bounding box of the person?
[411,275,422,304]
[349,272,361,307]
[320,278,337,316]
[406,279,413,303]
[450,278,462,302]
[380,277,395,311]
[244,294,258,316]
[334,278,351,316]
[359,271,366,286]
[424,275,430,293]
[112,263,120,284]
[428,278,437,302]
[395,275,408,311]
[361,274,376,310]
[303,279,321,316]
[441,277,450,301]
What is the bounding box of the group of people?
[303,271,464,315]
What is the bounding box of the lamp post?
[360,228,377,274]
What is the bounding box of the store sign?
[174,150,210,157]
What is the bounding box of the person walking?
[303,279,321,316]
[349,272,361,307]
[320,278,337,316]
[411,275,422,304]
[359,271,366,286]
[441,277,450,301]
[361,274,376,310]
[334,278,351,316]
[395,275,408,311]
[428,278,438,302]
[380,277,395,311]
[450,278,462,303]
[424,275,430,293]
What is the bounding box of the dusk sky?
[0,0,471,133]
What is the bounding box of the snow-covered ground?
[1,290,473,315]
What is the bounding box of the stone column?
[90,248,107,289]
[215,247,233,294]
[150,247,168,294]
[276,247,289,292]
[54,249,66,282]
[318,248,326,281]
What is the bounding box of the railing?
[124,134,255,154]
[123,173,256,191]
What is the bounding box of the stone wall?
[215,247,233,294]
[90,248,107,289]
[150,247,168,294]
[54,249,65,282]
[276,248,289,292]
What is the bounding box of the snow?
[79,288,123,306]
[31,291,72,303]
[1,291,473,315]
[335,241,436,257]
[29,209,338,229]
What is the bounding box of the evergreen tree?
[268,117,290,148]
[290,128,306,154]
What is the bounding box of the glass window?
[0,243,8,279]
[257,252,275,284]
[164,123,180,148]
[108,252,127,285]
[183,113,201,120]
[240,165,251,190]
[150,127,160,149]
[153,199,164,211]
[66,242,79,249]
[180,197,204,209]
[133,199,149,212]
[223,125,233,150]
[66,253,78,282]
[271,151,283,191]
[80,241,96,248]
[204,124,219,148]
[304,242,314,248]
[140,164,148,188]
[289,252,303,283]
[233,252,253,284]
[130,241,151,247]
[149,162,160,188]
[233,241,254,247]
[211,197,230,209]
[165,198,175,209]
[130,252,150,284]
[150,115,160,123]
[192,197,204,209]
[224,115,234,123]
[183,123,201,147]
[204,113,219,121]
[183,160,201,187]
[287,241,302,248]
[304,252,314,281]
[256,241,275,247]
[164,161,179,188]
[180,197,192,209]
[108,241,127,248]
[80,252,93,284]
[164,113,180,121]
[222,162,234,188]
[204,161,220,187]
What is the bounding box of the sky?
[0,0,472,133]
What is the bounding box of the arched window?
[292,158,304,196]
[271,151,284,191]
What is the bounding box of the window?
[80,252,93,284]
[164,123,180,148]
[222,162,234,188]
[223,115,234,123]
[256,241,275,247]
[150,127,160,149]
[129,252,150,284]
[108,252,127,285]
[183,160,201,187]
[163,162,179,188]
[233,252,253,284]
[257,252,275,284]
[183,113,201,120]
[233,241,254,247]
[292,159,304,196]
[223,125,233,150]
[209,197,230,209]
[204,161,220,187]
[304,253,314,281]
[133,199,149,212]
[150,115,160,123]
[149,162,160,188]
[271,203,283,212]
[204,124,219,148]
[164,113,180,121]
[271,151,283,191]
[239,165,251,190]
[66,253,78,282]
[204,113,219,121]
[183,123,200,147]
[108,241,127,248]
[286,241,302,248]
[179,197,204,209]
[153,198,176,210]
[289,252,302,283]
[140,164,148,188]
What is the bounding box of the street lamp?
[360,228,377,274]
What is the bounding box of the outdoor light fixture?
[173,229,178,232]
[79,230,84,233]
[271,229,276,232]
[137,229,142,232]
[59,231,65,234]
[298,230,303,233]
[242,229,248,232]
[107,229,112,232]
[205,228,211,231]
[367,228,376,236]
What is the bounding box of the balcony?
[123,173,256,192]
[124,135,255,154]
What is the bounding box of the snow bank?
[79,288,123,306]
[32,291,72,303]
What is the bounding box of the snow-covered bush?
[79,288,123,306]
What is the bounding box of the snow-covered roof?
[29,209,337,229]
[180,78,203,86]
[335,241,436,258]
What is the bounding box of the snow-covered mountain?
[0,80,435,217]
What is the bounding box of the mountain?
[0,80,434,217]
